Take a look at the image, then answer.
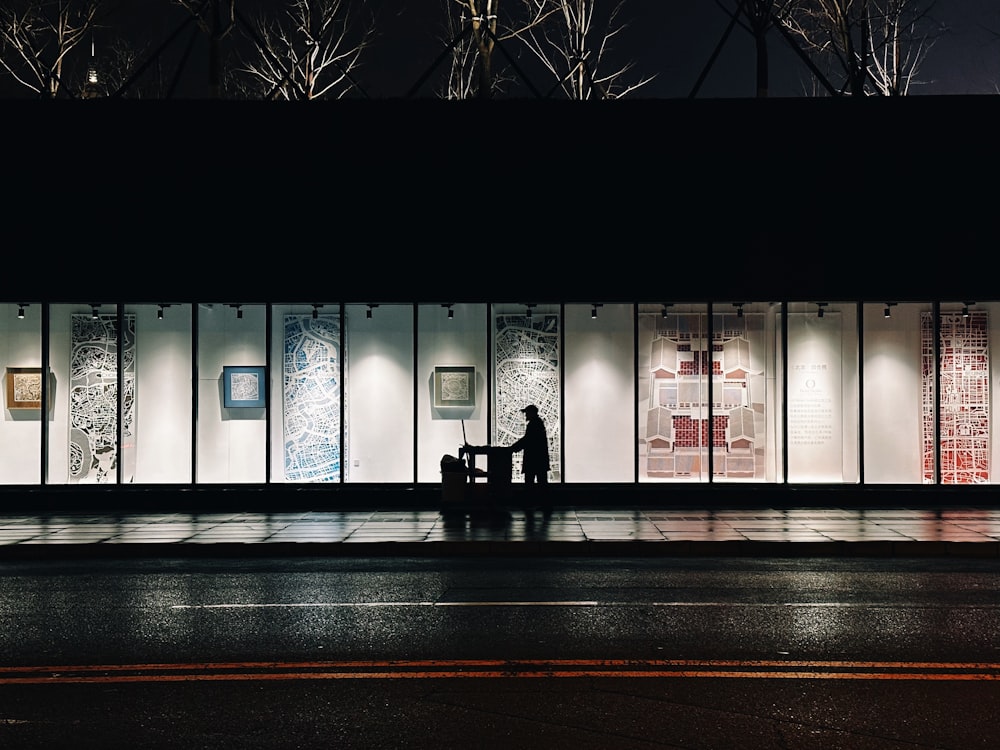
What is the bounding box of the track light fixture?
[366,304,378,319]
[233,304,243,320]
[883,302,897,319]
[591,304,603,319]
[661,303,672,319]
[733,302,744,318]
[962,301,974,318]
[16,304,25,319]
[91,304,100,320]
[442,303,454,319]
[816,302,828,319]
[312,303,323,320]
[525,303,535,319]
[157,304,164,320]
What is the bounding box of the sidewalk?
[1,506,999,559]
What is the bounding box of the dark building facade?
[5,97,998,510]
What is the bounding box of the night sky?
[1,0,998,98]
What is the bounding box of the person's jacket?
[511,416,549,474]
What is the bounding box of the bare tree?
[516,0,654,99]
[774,0,939,95]
[439,0,482,99]
[438,0,549,99]
[98,36,176,99]
[230,0,373,100]
[0,0,100,98]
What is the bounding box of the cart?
[440,444,513,516]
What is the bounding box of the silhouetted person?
[510,404,550,513]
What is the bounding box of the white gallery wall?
[196,303,266,483]
[0,303,42,484]
[786,306,860,483]
[45,306,74,483]
[133,305,193,483]
[345,303,415,483]
[563,303,635,482]
[862,303,923,483]
[416,303,487,484]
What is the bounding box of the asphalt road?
[1,556,999,749]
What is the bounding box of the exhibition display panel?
[0,300,996,489]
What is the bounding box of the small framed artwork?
[433,366,476,408]
[6,367,42,409]
[223,365,267,408]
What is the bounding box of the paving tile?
[0,506,998,557]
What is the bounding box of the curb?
[1,540,998,560]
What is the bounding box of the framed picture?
[5,367,43,409]
[433,366,475,408]
[223,365,266,408]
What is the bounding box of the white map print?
[229,372,260,401]
[69,314,136,483]
[283,315,341,482]
[494,313,560,481]
[440,372,470,402]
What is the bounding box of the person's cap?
[521,404,538,414]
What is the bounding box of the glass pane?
[638,303,710,482]
[563,303,634,482]
[1,302,42,484]
[417,303,487,483]
[786,301,859,484]
[196,303,267,484]
[344,303,414,482]
[863,302,928,484]
[270,303,343,483]
[132,303,193,483]
[47,304,134,485]
[492,303,561,483]
[933,302,990,484]
[710,301,782,483]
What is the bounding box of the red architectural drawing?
[644,314,763,479]
[922,311,989,484]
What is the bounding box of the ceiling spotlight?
[235,304,243,320]
[157,304,164,320]
[91,305,99,320]
[661,304,672,319]
[591,304,602,319]
[733,302,744,318]
[525,304,535,319]
[883,302,897,319]
[366,304,374,319]
[962,301,974,318]
[312,303,322,320]
[17,304,25,319]
[816,302,828,319]
[442,303,454,319]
